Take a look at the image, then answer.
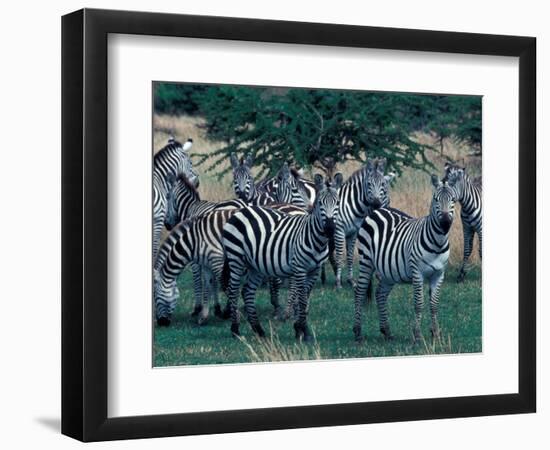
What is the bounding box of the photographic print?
[152,82,482,367]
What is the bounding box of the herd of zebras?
[153,137,482,344]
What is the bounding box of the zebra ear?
[377,158,387,173]
[245,154,254,167]
[431,174,441,188]
[384,171,397,183]
[366,158,375,172]
[230,153,239,170]
[314,174,325,192]
[333,172,344,189]
[278,162,290,181]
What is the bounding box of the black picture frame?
[62,8,536,442]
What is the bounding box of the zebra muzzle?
[439,213,453,233]
[324,218,336,236]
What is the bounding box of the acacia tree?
[189,85,480,177]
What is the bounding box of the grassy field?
[154,267,482,367]
[153,113,482,366]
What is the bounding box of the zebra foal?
[353,175,457,343]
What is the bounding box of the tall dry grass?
[153,114,481,267]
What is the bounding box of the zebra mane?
[177,173,201,199]
[154,139,184,163]
[290,167,304,180]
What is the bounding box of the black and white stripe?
[230,154,315,207]
[154,204,306,326]
[443,163,482,282]
[221,174,342,341]
[353,175,457,342]
[153,138,199,260]
[332,158,395,288]
[164,174,247,230]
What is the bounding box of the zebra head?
[366,158,395,210]
[153,268,179,326]
[230,153,255,202]
[164,174,201,231]
[430,174,457,234]
[175,140,200,188]
[442,162,467,199]
[275,162,309,208]
[313,173,343,237]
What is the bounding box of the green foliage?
[154,83,482,176]
[154,266,482,366]
[154,83,206,115]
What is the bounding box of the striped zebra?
[164,174,247,230]
[442,163,482,282]
[154,204,306,326]
[230,154,315,208]
[331,158,396,288]
[352,175,457,343]
[153,138,199,260]
[221,174,342,341]
[256,167,317,208]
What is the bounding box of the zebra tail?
[221,257,231,293]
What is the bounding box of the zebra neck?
[154,167,172,193]
[426,215,450,248]
[304,213,330,249]
[342,180,370,220]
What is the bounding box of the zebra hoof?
[431,328,441,340]
[380,328,394,341]
[230,323,241,338]
[197,317,209,326]
[303,333,315,344]
[252,324,266,338]
[157,317,171,327]
[221,307,231,320]
[191,305,202,317]
[214,304,223,318]
[457,272,466,283]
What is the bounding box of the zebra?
[230,154,315,207]
[164,173,247,230]
[257,167,317,208]
[221,173,342,341]
[154,204,306,326]
[153,137,199,260]
[352,175,457,343]
[442,162,482,282]
[330,158,396,288]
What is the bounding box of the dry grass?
[237,322,323,362]
[153,114,482,266]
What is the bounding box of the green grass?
[154,266,482,366]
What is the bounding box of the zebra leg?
[269,277,282,318]
[353,257,374,342]
[293,272,313,343]
[226,262,244,337]
[429,271,445,339]
[478,227,483,259]
[334,224,346,289]
[412,271,425,343]
[320,264,326,285]
[458,224,475,283]
[197,269,213,326]
[345,233,357,287]
[190,263,203,316]
[375,281,394,340]
[303,268,321,315]
[282,276,297,321]
[242,271,266,337]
